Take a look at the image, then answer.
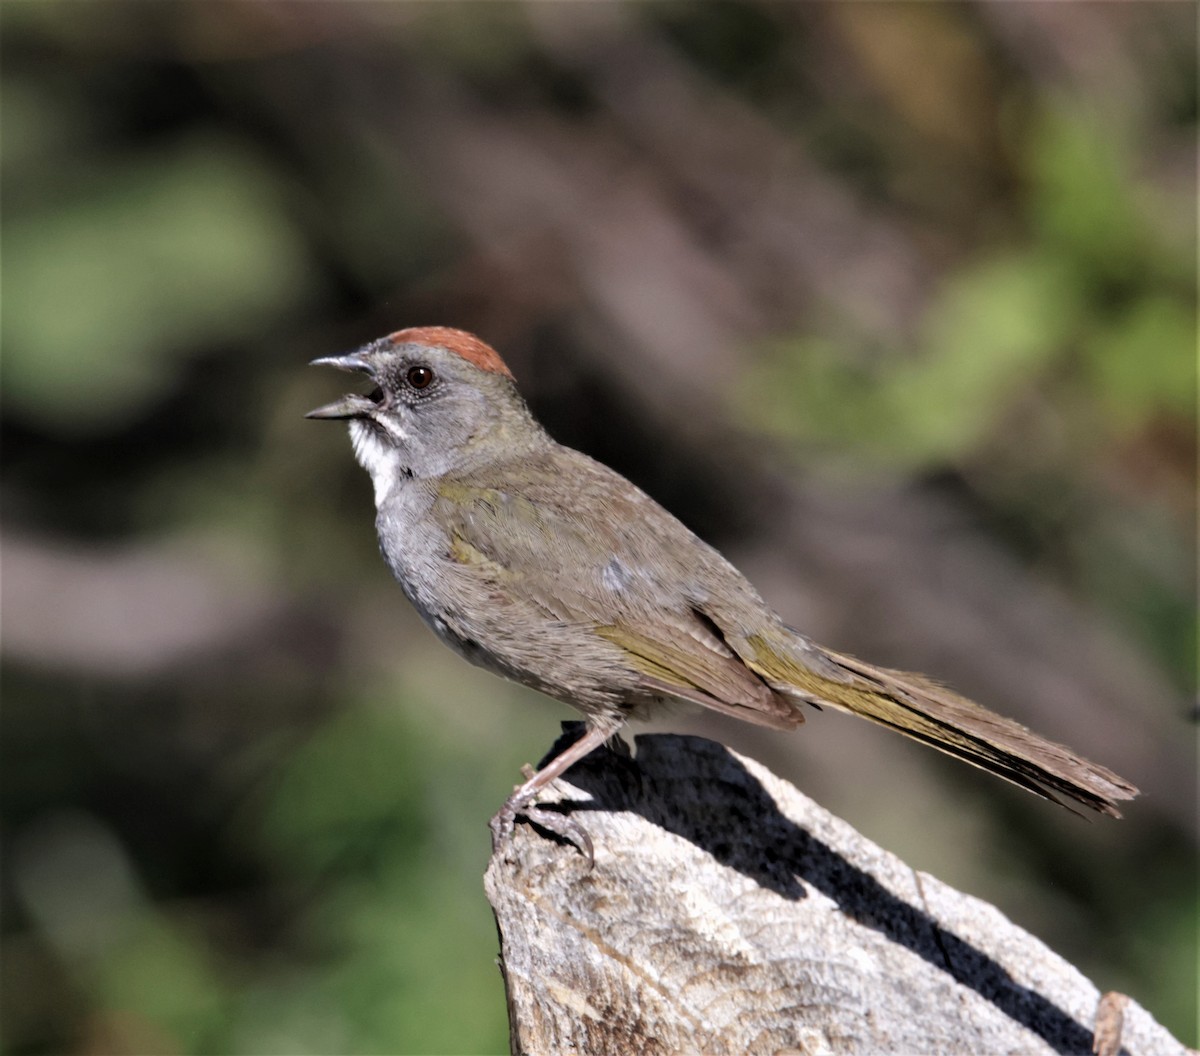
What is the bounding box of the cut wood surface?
[486,729,1187,1056]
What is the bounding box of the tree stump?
[485,729,1186,1056]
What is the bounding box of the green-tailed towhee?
[307,326,1137,858]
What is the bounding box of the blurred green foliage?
[744,102,1195,695]
[239,696,511,1053]
[747,106,1193,466]
[4,135,315,432]
[747,250,1085,463]
[1,2,1194,1053]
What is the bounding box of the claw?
[489,801,519,850]
[488,723,616,869]
[489,793,595,870]
[525,804,595,869]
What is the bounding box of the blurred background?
[2,2,1195,1052]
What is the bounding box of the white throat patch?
[349,420,406,507]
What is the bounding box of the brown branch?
[486,730,1187,1056]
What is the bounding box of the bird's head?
[307,326,542,497]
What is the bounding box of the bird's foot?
[490,723,616,869]
[489,792,595,870]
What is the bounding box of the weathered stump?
[486,729,1185,1056]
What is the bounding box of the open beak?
[305,353,381,420]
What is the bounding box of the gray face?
[308,339,537,502]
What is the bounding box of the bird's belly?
[374,494,641,719]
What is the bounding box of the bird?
[307,326,1138,859]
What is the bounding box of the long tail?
[747,632,1139,817]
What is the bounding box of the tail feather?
[748,634,1139,817]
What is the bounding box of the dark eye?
[406,365,434,390]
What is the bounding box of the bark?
[486,729,1187,1056]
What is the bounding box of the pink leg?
[491,723,618,867]
[511,723,615,801]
